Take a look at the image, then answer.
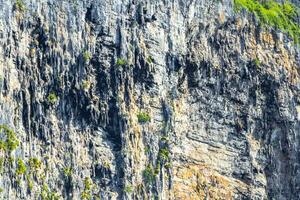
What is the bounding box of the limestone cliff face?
[0,0,300,199]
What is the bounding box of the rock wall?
[0,0,300,199]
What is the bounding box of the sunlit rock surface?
[0,0,300,199]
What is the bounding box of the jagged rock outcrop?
[0,0,300,199]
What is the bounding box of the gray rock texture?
[0,0,300,199]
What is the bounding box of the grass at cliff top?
[234,0,300,44]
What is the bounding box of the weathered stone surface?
[0,0,300,199]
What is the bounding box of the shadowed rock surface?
[0,0,300,199]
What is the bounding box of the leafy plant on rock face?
[16,158,27,176]
[29,157,42,170]
[41,183,49,200]
[116,58,127,66]
[164,162,171,169]
[154,160,161,175]
[234,0,300,44]
[146,56,153,64]
[82,80,91,90]
[0,157,4,172]
[0,125,19,153]
[158,147,170,161]
[137,112,151,123]
[8,156,14,165]
[47,92,58,104]
[15,0,26,12]
[83,51,92,62]
[254,58,261,67]
[143,164,155,185]
[81,177,93,200]
[124,185,134,193]
[63,167,72,177]
[41,183,60,200]
[83,177,92,190]
[26,174,33,191]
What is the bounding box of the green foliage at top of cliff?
[234,0,300,44]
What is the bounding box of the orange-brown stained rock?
[172,164,248,200]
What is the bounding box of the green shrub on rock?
[82,80,91,90]
[158,147,170,161]
[15,0,26,12]
[63,167,72,177]
[16,158,27,176]
[0,125,19,152]
[143,164,155,184]
[124,185,134,193]
[146,56,153,64]
[254,58,261,67]
[47,92,58,104]
[81,177,93,200]
[83,51,92,62]
[29,157,42,170]
[116,58,127,66]
[137,112,151,123]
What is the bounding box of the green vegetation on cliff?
[28,157,41,169]
[137,112,151,123]
[16,159,27,176]
[83,51,92,62]
[15,0,26,12]
[116,58,127,66]
[234,0,300,44]
[47,92,58,104]
[81,177,93,200]
[143,164,155,185]
[0,125,19,152]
